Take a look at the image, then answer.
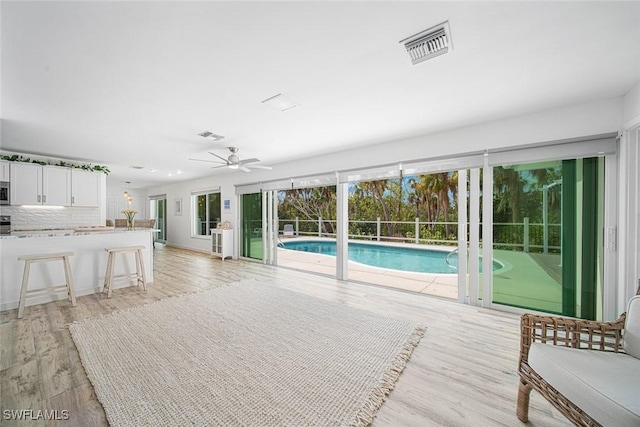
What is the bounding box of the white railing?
[279,216,562,253]
[280,216,457,246]
[493,219,561,253]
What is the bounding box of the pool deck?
[276,236,563,311]
[277,237,459,299]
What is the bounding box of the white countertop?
[0,227,158,239]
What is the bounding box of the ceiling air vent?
[400,21,452,65]
[198,131,225,142]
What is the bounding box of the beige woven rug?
[69,280,425,427]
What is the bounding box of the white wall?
[105,184,149,221]
[229,96,624,184]
[619,82,640,307]
[144,177,236,253]
[623,81,640,127]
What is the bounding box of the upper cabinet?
[10,163,40,205]
[0,161,9,181]
[71,169,100,207]
[9,163,103,207]
[43,166,72,206]
[10,163,71,206]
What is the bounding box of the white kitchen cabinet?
[211,228,233,260]
[71,169,100,206]
[43,166,71,206]
[10,163,41,205]
[0,161,10,181]
[10,163,71,206]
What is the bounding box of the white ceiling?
[2,1,639,189]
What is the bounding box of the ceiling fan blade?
[208,151,229,163]
[239,158,260,165]
[248,164,273,170]
[211,164,229,169]
[189,158,225,164]
[239,165,252,172]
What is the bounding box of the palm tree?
[410,172,457,239]
[493,167,525,224]
[439,171,458,238]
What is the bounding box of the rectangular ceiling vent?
[198,131,225,141]
[400,21,452,65]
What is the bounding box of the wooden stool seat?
[17,252,76,319]
[103,246,147,298]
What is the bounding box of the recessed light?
[198,131,225,141]
[129,165,144,169]
[261,93,298,112]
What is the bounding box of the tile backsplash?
[0,206,101,230]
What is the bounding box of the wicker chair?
[517,282,640,426]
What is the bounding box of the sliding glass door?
[234,135,616,320]
[345,172,460,298]
[489,157,604,318]
[277,185,337,278]
[149,196,167,243]
[240,193,263,260]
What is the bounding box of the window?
[192,191,221,237]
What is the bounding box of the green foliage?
[1,155,110,175]
[492,164,562,250]
[279,187,337,234]
[279,172,460,243]
[277,165,564,250]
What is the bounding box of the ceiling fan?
[189,147,272,173]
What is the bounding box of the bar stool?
[103,246,147,298]
[17,252,76,319]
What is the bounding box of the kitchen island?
[0,228,156,311]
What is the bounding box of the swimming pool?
[280,240,501,274]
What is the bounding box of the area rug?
[69,280,425,427]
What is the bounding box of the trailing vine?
[0,155,110,175]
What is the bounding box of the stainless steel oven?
[0,181,8,205]
[0,215,10,235]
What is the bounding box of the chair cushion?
[624,295,640,359]
[529,343,640,427]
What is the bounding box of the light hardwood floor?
[0,245,571,427]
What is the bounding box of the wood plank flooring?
[0,245,572,426]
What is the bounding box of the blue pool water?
[281,241,499,274]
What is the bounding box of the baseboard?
[0,285,101,312]
[165,243,239,259]
[165,243,210,255]
[0,279,155,312]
